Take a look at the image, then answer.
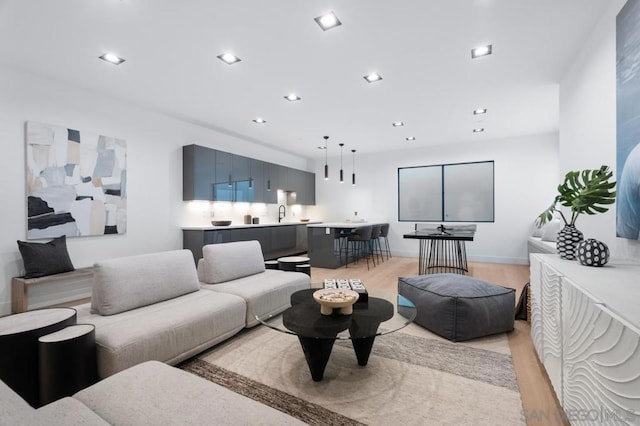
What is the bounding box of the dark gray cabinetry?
[232,154,254,202]
[263,163,279,204]
[183,145,215,201]
[183,144,315,204]
[183,224,308,262]
[213,150,233,201]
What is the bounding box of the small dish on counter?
[211,220,232,226]
[300,219,310,223]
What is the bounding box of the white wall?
[314,133,560,265]
[0,65,311,315]
[559,0,640,262]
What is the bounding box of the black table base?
[284,289,393,381]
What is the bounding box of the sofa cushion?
[398,274,515,342]
[74,361,305,425]
[29,397,109,425]
[540,218,563,242]
[0,379,34,424]
[91,250,199,315]
[17,235,75,279]
[200,241,265,284]
[203,269,310,327]
[77,290,246,378]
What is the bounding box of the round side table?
[295,263,311,276]
[264,260,279,270]
[38,324,98,405]
[277,256,310,272]
[0,308,77,407]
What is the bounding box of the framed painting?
[617,0,640,240]
[25,121,127,239]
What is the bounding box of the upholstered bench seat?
[398,274,515,342]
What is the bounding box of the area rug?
[180,324,524,425]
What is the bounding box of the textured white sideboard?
[530,254,640,425]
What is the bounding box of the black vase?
[576,238,610,267]
[556,225,584,260]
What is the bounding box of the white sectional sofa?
[75,242,310,379]
[1,360,304,425]
[527,218,560,259]
[197,240,311,327]
[75,249,247,379]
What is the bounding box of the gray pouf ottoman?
[398,274,515,342]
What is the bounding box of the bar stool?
[379,223,392,259]
[370,225,384,264]
[346,226,374,270]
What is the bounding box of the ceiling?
[0,0,609,159]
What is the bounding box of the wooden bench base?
[11,268,94,314]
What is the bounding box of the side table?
[277,256,310,272]
[0,308,77,407]
[38,324,98,405]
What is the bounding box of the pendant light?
[248,160,253,189]
[339,143,344,183]
[351,149,356,186]
[323,136,329,180]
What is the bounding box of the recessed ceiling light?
[473,108,487,115]
[392,122,405,127]
[99,52,125,65]
[406,136,416,141]
[253,118,267,124]
[363,73,383,83]
[471,45,492,59]
[217,53,242,65]
[317,146,327,150]
[314,11,342,31]
[284,94,301,102]
[473,128,485,133]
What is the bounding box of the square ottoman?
[398,273,515,342]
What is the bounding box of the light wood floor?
[310,255,566,426]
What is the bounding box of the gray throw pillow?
[17,235,75,278]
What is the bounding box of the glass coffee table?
[255,287,417,381]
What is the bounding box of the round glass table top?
[255,287,416,340]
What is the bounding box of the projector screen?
[398,160,494,222]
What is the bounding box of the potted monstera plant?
[536,165,616,260]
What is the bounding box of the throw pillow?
[541,218,563,242]
[17,235,75,278]
[531,222,543,238]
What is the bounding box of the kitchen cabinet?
[183,145,215,201]
[183,223,309,262]
[213,150,233,201]
[183,144,315,204]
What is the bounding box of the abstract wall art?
[617,0,640,240]
[25,121,127,239]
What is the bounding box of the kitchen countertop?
[306,221,387,229]
[182,221,321,230]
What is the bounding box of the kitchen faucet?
[278,205,286,223]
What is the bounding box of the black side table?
[295,263,311,276]
[38,324,98,405]
[0,308,77,407]
[277,256,310,272]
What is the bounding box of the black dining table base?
[419,238,469,275]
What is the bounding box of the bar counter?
[307,222,387,269]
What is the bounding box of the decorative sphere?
[576,239,610,267]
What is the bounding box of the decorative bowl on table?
[211,220,232,226]
[313,289,359,315]
[300,218,310,223]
